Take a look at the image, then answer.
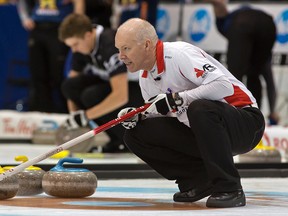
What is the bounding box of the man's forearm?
[17,0,30,22]
[67,99,79,113]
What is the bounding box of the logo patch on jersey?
[39,0,57,10]
[194,68,206,78]
[203,64,216,72]
[194,64,216,78]
[36,0,59,15]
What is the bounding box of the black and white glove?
[65,110,88,130]
[145,93,183,115]
[117,107,142,129]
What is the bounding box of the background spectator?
[17,0,84,113]
[205,0,280,124]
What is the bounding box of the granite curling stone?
[55,126,96,153]
[42,157,97,198]
[32,127,57,144]
[4,155,45,196]
[238,144,281,163]
[32,120,58,145]
[0,166,19,200]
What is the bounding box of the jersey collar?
[91,25,104,56]
[142,40,165,78]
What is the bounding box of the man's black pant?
[124,100,265,193]
[29,22,69,113]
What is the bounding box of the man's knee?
[188,100,212,116]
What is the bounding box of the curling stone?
[238,141,281,163]
[55,125,99,153]
[4,155,45,196]
[32,120,58,145]
[0,166,19,200]
[42,157,97,198]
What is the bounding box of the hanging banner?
[157,3,288,55]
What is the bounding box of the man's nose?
[118,51,126,60]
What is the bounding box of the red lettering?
[3,118,15,133]
[263,133,270,146]
[280,138,288,149]
[2,118,37,135]
[272,137,288,150]
[273,137,280,148]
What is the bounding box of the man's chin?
[128,69,138,73]
[127,67,138,73]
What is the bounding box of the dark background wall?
[0,4,29,110]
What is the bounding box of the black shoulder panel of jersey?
[71,52,92,72]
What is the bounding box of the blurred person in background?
[205,0,280,125]
[59,14,143,153]
[63,0,114,84]
[118,0,159,27]
[17,0,84,113]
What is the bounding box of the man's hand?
[22,18,35,30]
[118,107,142,129]
[65,110,88,130]
[144,93,183,115]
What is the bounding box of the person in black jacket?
[59,14,143,152]
[17,0,84,113]
[118,0,159,27]
[205,0,280,124]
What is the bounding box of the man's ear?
[84,31,93,40]
[84,31,92,39]
[145,40,151,50]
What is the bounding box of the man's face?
[64,32,92,54]
[115,31,147,72]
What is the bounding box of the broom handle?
[0,104,150,181]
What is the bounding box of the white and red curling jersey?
[139,40,257,127]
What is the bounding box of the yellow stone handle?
[15,155,28,163]
[14,155,42,170]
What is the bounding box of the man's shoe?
[173,185,213,202]
[206,189,246,208]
